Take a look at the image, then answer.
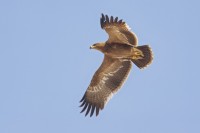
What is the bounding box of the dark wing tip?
[114,17,118,22]
[80,98,101,117]
[79,94,85,102]
[101,13,105,18]
[100,14,111,29]
[79,94,100,117]
[105,15,109,23]
[80,102,100,117]
[100,13,125,29]
[79,99,86,107]
[118,19,123,24]
[80,102,88,113]
[100,14,125,29]
[85,104,92,116]
[96,107,100,116]
[110,16,114,23]
[90,105,96,117]
[100,13,105,29]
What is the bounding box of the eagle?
[79,14,153,117]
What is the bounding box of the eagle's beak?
[90,45,95,49]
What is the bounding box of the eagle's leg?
[132,48,144,59]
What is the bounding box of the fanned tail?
[132,45,153,69]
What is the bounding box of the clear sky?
[0,0,200,133]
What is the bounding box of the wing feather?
[80,56,132,117]
[90,105,95,117]
[100,13,138,46]
[110,16,114,23]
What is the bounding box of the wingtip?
[96,107,100,116]
[79,94,85,102]
[114,17,118,22]
[105,15,109,23]
[100,14,126,29]
[85,104,92,116]
[79,100,86,107]
[80,102,88,113]
[90,105,95,117]
[118,19,123,24]
[101,13,105,20]
[80,101,101,117]
[110,16,114,23]
[100,13,105,29]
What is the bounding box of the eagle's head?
[90,42,105,52]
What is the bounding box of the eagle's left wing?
[100,14,138,46]
[80,56,132,117]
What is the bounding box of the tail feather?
[132,45,153,69]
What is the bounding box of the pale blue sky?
[0,0,200,133]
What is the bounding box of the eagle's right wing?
[80,56,132,117]
[100,14,138,46]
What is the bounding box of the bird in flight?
[79,14,153,117]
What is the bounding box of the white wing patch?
[104,92,113,106]
[87,85,101,92]
[104,65,123,77]
[102,76,109,84]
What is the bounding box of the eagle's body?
[80,14,153,117]
[96,42,141,59]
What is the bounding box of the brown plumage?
[80,14,153,117]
